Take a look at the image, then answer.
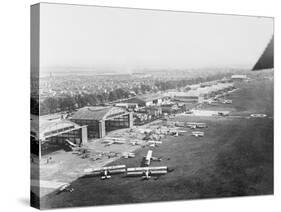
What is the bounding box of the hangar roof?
[31,114,83,141]
[71,106,127,121]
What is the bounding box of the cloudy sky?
[39,3,273,73]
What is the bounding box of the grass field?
[41,72,273,209]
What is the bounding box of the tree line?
[38,73,233,115]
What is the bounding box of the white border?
[0,0,279,212]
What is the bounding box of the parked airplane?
[221,99,232,104]
[84,165,126,180]
[130,141,140,146]
[122,152,136,158]
[186,122,207,129]
[146,140,162,147]
[102,139,126,146]
[138,129,153,134]
[192,131,205,137]
[65,139,79,147]
[143,150,162,166]
[57,183,74,194]
[106,137,127,141]
[126,166,168,180]
[218,112,229,117]
[129,139,144,146]
[175,122,185,127]
[169,129,187,136]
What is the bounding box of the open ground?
[40,72,273,209]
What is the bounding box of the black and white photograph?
[30,2,273,209]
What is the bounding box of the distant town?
[32,69,247,115]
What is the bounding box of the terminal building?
[123,93,166,107]
[71,106,133,138]
[173,95,204,104]
[165,91,204,103]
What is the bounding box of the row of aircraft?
[102,137,163,147]
[84,150,170,180]
[175,121,207,129]
[173,122,206,137]
[102,135,170,148]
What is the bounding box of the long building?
[231,75,247,81]
[122,93,166,107]
[166,82,234,102]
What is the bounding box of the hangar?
[31,114,88,158]
[71,106,133,138]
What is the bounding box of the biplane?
[65,139,79,147]
[186,122,207,129]
[57,183,74,194]
[169,129,187,136]
[122,152,136,158]
[191,131,205,137]
[126,166,168,179]
[146,140,162,147]
[143,150,162,166]
[221,99,232,104]
[101,138,126,146]
[129,139,144,146]
[106,137,127,141]
[84,165,126,180]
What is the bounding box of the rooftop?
[31,115,82,141]
[136,93,164,101]
[71,106,127,121]
[231,75,247,79]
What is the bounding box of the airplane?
[204,99,218,105]
[126,166,168,180]
[122,152,136,158]
[186,122,207,129]
[57,183,74,194]
[130,141,140,146]
[218,112,229,117]
[190,125,196,129]
[84,165,126,180]
[221,99,232,104]
[192,131,205,137]
[175,122,185,127]
[65,139,79,147]
[146,140,162,147]
[101,139,126,146]
[143,150,162,166]
[129,139,144,146]
[169,129,187,136]
[106,137,127,141]
[138,129,152,134]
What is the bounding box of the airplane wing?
[106,137,127,141]
[102,139,113,143]
[252,36,273,71]
[84,165,126,174]
[114,140,126,144]
[65,139,78,147]
[126,166,168,177]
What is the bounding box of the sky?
[39,3,274,73]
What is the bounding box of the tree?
[42,97,58,113]
[58,96,76,111]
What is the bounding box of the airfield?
[40,71,273,209]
